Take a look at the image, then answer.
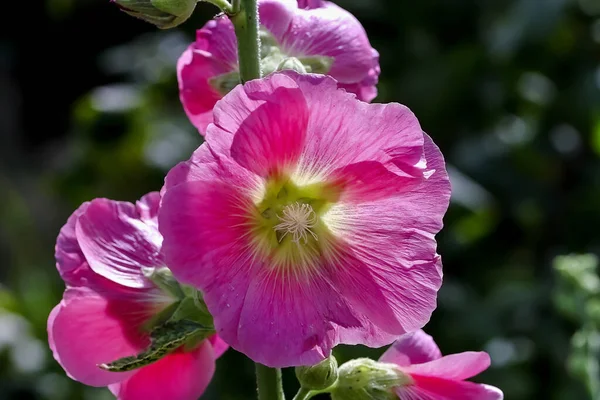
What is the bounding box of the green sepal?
[99,320,211,372]
[113,0,197,29]
[142,267,185,299]
[209,71,242,95]
[297,56,334,74]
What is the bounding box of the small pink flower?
[48,193,228,400]
[178,0,380,133]
[380,330,504,400]
[159,71,451,367]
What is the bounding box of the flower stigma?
[274,202,319,245]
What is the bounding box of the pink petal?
[194,17,238,67]
[109,342,216,400]
[297,0,324,9]
[236,265,363,367]
[323,136,449,338]
[288,72,425,182]
[330,247,443,343]
[261,1,378,84]
[380,330,442,367]
[177,17,237,134]
[55,202,94,286]
[135,192,160,227]
[396,376,504,400]
[225,73,309,177]
[208,335,229,359]
[405,352,491,381]
[330,160,424,203]
[49,287,152,386]
[76,198,163,289]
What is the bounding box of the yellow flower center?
[247,176,341,274]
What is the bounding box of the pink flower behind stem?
[48,192,227,400]
[178,0,380,133]
[159,71,451,368]
[380,330,504,400]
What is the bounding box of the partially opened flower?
[178,0,380,133]
[159,71,451,367]
[48,193,228,400]
[377,330,504,399]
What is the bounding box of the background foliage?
[1,0,600,398]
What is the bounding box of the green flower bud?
[111,0,198,29]
[295,355,339,391]
[276,57,308,74]
[330,358,411,400]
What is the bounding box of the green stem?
[292,387,313,400]
[230,0,261,82]
[256,363,285,400]
[201,0,232,13]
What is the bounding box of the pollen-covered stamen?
[274,202,319,244]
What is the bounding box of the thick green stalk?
[292,387,313,400]
[230,0,261,82]
[256,363,285,400]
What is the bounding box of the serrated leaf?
[99,320,210,372]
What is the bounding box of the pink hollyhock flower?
[378,330,504,399]
[159,71,451,367]
[178,0,380,133]
[48,193,228,400]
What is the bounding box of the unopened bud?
[276,57,308,74]
[111,0,197,29]
[295,355,338,390]
[330,358,411,400]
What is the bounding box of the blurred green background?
[1,0,600,398]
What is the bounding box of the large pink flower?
[178,0,380,133]
[159,71,451,367]
[380,330,504,400]
[48,193,228,400]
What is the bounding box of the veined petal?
[380,330,442,367]
[108,342,216,400]
[55,202,93,286]
[49,287,154,386]
[177,17,237,134]
[261,1,377,84]
[135,192,160,227]
[283,72,425,185]
[227,74,309,177]
[76,198,163,289]
[405,352,491,381]
[396,376,504,400]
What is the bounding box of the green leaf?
[99,320,211,372]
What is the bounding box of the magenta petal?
[55,202,94,286]
[282,72,424,180]
[208,335,229,359]
[109,342,216,400]
[396,376,504,400]
[49,287,151,386]
[228,73,309,177]
[236,268,362,367]
[405,352,492,381]
[331,160,423,203]
[76,198,163,289]
[331,248,442,341]
[177,17,237,134]
[178,48,229,134]
[135,192,160,226]
[261,1,377,84]
[380,330,442,366]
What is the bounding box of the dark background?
[1,0,600,398]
